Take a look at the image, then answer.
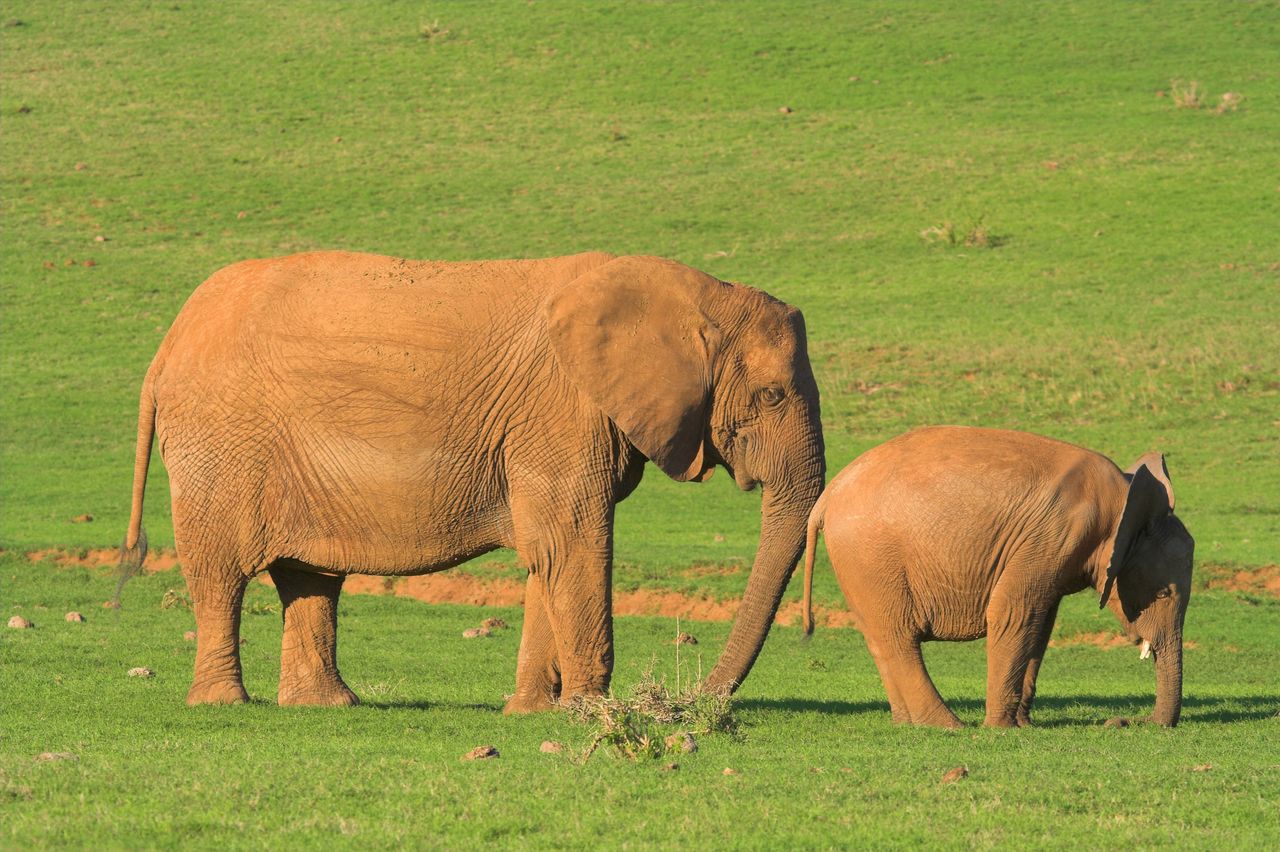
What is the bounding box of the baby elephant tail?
[802,490,827,637]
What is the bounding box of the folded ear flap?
[1099,464,1174,608]
[544,256,722,482]
[1125,452,1174,511]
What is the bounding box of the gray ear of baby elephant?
[1125,452,1174,511]
[1099,464,1174,608]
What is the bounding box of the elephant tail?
[113,378,156,607]
[801,489,827,637]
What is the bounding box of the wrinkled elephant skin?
[120,252,825,710]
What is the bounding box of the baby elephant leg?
[1016,602,1059,727]
[985,589,1058,727]
[872,630,962,728]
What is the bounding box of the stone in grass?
[65,611,85,623]
[462,745,499,761]
[481,617,508,630]
[127,667,155,678]
[35,752,77,762]
[722,767,739,776]
[674,632,698,646]
[462,627,491,639]
[664,732,698,754]
[941,766,969,784]
[8,615,33,629]
[540,741,565,754]
[183,630,197,642]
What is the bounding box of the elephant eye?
[757,387,785,407]
[1156,588,1173,599]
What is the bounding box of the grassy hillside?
[2,3,1279,846]
[2,1,1276,571]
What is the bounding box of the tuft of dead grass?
[920,217,1004,249]
[1168,79,1242,114]
[562,668,739,763]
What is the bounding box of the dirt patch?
[21,547,865,627]
[26,547,181,573]
[1203,563,1280,597]
[1050,631,1134,649]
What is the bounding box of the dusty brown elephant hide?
[119,251,825,710]
[803,426,1193,728]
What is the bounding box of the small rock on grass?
[65,611,85,623]
[462,745,499,761]
[481,617,508,630]
[8,615,33,629]
[462,627,491,639]
[71,513,93,523]
[674,632,698,646]
[664,732,697,754]
[722,767,739,776]
[127,667,154,678]
[940,766,968,784]
[1103,717,1131,729]
[664,762,679,771]
[183,630,196,642]
[102,600,120,609]
[539,741,564,754]
[35,752,77,762]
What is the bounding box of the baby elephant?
[803,426,1194,728]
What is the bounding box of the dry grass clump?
[920,217,1004,249]
[1167,79,1242,114]
[563,668,739,763]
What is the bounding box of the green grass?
[3,557,1278,847]
[2,1,1279,846]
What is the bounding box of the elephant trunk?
[1151,641,1183,727]
[706,482,821,694]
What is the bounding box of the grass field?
[2,1,1278,847]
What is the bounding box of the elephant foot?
[503,692,558,715]
[1016,713,1034,728]
[983,714,1019,729]
[279,680,359,707]
[186,679,249,706]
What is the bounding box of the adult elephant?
[118,251,825,712]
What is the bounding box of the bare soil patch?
[1203,563,1280,597]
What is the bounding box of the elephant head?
[1099,454,1194,726]
[545,256,825,693]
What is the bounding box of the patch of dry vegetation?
[562,669,739,763]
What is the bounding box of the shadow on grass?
[739,694,1280,725]
[361,700,504,712]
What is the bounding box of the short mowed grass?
[4,557,1278,847]
[2,0,1279,847]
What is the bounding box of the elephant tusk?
[1140,639,1152,660]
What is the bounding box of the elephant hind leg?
[270,561,358,707]
[183,559,251,706]
[871,632,962,728]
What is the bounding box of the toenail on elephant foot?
[186,680,249,706]
[278,681,359,707]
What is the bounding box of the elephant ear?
[1099,464,1174,608]
[544,256,722,482]
[1125,452,1174,511]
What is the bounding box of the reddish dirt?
[1204,563,1280,597]
[1049,631,1133,650]
[25,547,182,573]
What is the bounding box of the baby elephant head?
[1099,454,1195,726]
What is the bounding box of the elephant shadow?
[739,694,1279,726]
[361,700,504,713]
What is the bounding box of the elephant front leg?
[504,574,562,714]
[985,591,1057,728]
[270,564,358,707]
[1016,601,1059,727]
[510,534,613,711]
